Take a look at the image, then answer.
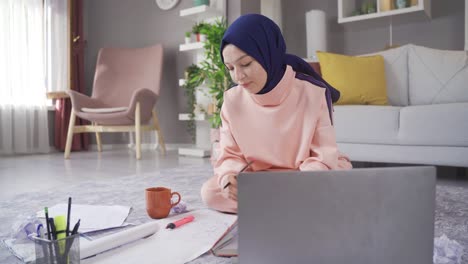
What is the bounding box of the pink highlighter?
[166,215,195,229]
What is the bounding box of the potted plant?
[192,22,209,42]
[199,18,232,129]
[184,31,191,44]
[199,23,212,42]
[198,18,232,163]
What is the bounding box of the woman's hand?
[221,174,238,201]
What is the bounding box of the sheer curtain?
[44,0,68,94]
[0,0,50,154]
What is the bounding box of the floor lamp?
[306,9,327,62]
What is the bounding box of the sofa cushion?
[317,51,388,105]
[399,103,468,147]
[333,105,401,144]
[408,45,468,105]
[363,45,410,106]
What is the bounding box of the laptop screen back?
[238,166,435,264]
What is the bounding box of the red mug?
[145,187,181,219]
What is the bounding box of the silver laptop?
[238,166,436,264]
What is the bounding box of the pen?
[49,218,61,263]
[66,197,72,236]
[71,219,81,235]
[166,215,195,229]
[45,207,51,240]
[36,224,49,263]
[223,161,254,189]
[36,224,44,238]
[63,219,80,263]
[44,208,54,264]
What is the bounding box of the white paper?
[82,209,237,264]
[36,204,131,232]
[80,221,160,259]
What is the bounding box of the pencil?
[66,197,72,236]
[223,161,254,189]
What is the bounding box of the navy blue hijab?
[220,14,340,122]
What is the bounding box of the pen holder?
[32,233,80,264]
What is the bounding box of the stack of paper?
[83,209,237,264]
[36,204,132,233]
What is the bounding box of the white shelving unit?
[178,113,208,121]
[180,4,223,21]
[179,42,204,52]
[338,0,431,24]
[178,0,226,158]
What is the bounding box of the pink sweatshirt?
[214,66,351,187]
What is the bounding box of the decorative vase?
[193,0,210,7]
[185,37,191,44]
[395,0,408,9]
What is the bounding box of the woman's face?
[222,44,267,94]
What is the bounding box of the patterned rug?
[0,164,467,263]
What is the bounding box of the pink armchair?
[65,44,166,159]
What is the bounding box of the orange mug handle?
[171,192,181,207]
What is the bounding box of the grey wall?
[82,0,260,145]
[227,0,260,25]
[241,0,260,16]
[283,0,465,57]
[81,0,464,145]
[84,0,202,145]
[83,0,261,145]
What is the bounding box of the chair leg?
[64,110,76,159]
[152,110,166,155]
[135,102,141,160]
[94,122,102,152]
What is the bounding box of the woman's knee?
[200,177,218,206]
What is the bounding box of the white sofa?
[333,44,468,167]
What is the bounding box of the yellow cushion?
[317,51,388,105]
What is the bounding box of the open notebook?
[211,220,238,257]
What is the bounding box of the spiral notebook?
[211,220,238,257]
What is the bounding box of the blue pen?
[36,224,44,238]
[36,223,49,261]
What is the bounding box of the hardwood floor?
[1,149,466,200]
[0,148,211,200]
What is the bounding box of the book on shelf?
[211,220,238,257]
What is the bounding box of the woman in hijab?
[201,14,352,213]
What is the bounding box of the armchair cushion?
[73,88,158,125]
[81,107,128,113]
